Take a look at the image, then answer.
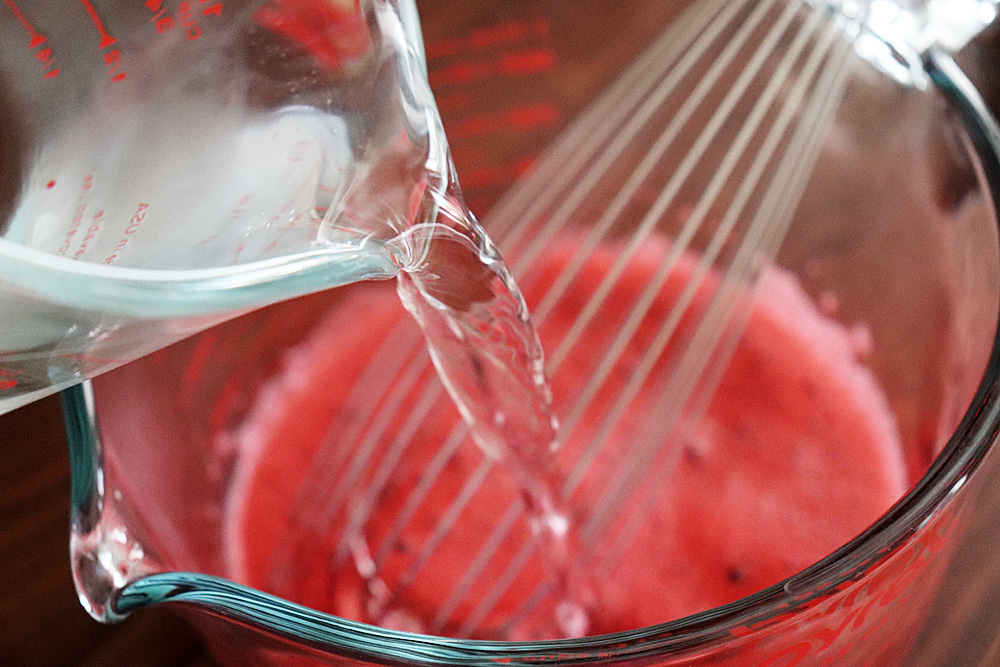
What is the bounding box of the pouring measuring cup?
[0,0,449,414]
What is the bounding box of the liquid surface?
[222,232,907,640]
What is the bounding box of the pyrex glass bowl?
[61,4,1000,665]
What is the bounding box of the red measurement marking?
[467,21,528,50]
[46,180,56,189]
[147,2,174,33]
[428,48,555,88]
[498,48,555,76]
[429,60,500,87]
[103,49,126,80]
[145,0,223,38]
[103,202,149,264]
[2,0,47,47]
[447,103,560,140]
[425,18,550,61]
[39,57,58,77]
[200,1,223,18]
[0,379,17,391]
[254,0,371,73]
[29,44,61,78]
[507,103,560,130]
[78,0,117,48]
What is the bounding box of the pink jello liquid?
[221,230,907,641]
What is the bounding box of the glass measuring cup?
[59,0,1000,664]
[0,0,452,414]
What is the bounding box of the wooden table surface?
[0,395,218,666]
[3,16,1000,667]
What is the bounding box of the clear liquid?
[392,194,590,639]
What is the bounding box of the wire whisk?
[264,0,864,640]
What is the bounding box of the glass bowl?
[61,3,1000,665]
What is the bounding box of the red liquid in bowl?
[220,234,907,639]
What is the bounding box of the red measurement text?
[3,0,61,78]
[72,211,105,260]
[103,203,149,265]
[144,0,224,41]
[58,174,94,257]
[78,0,127,81]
